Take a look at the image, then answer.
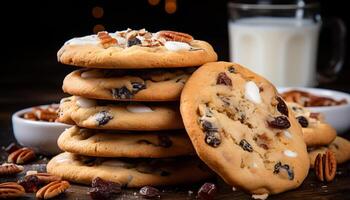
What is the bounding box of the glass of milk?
[228,1,345,87]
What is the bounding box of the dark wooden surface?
[1,89,350,199]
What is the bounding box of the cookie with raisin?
[63,68,194,101]
[58,96,183,131]
[180,62,309,195]
[57,29,217,69]
[47,152,213,187]
[309,136,350,168]
[287,102,337,147]
[58,126,195,158]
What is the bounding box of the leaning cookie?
[58,29,217,68]
[180,62,309,195]
[63,68,193,101]
[287,102,336,147]
[58,126,195,158]
[58,96,183,130]
[47,152,213,187]
[309,136,350,168]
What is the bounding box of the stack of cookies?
[47,28,218,187]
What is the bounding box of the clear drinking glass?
[228,1,345,87]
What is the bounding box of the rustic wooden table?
[1,88,350,200]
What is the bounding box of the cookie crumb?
[26,170,38,176]
[252,193,269,200]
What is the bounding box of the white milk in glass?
[228,17,321,87]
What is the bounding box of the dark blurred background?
[0,0,349,105]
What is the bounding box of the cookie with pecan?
[58,96,183,131]
[58,126,194,158]
[57,29,217,69]
[309,136,350,168]
[287,102,336,147]
[63,68,194,101]
[180,62,309,195]
[47,152,213,187]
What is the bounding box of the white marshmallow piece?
[126,104,153,113]
[252,194,269,200]
[76,97,97,108]
[66,35,99,45]
[283,149,298,158]
[164,41,191,51]
[245,81,262,104]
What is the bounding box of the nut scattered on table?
[22,104,59,122]
[26,172,62,184]
[0,182,25,198]
[36,180,70,199]
[4,142,20,154]
[8,147,36,164]
[315,150,337,182]
[0,163,24,176]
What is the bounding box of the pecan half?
[26,173,62,184]
[8,147,36,164]
[315,150,337,182]
[0,182,25,198]
[97,31,118,48]
[36,180,70,199]
[0,163,24,176]
[157,30,194,43]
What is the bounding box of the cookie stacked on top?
[47,29,217,187]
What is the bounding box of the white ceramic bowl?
[12,105,72,155]
[278,87,350,134]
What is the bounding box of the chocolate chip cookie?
[58,126,195,158]
[287,102,337,147]
[58,29,217,68]
[47,152,213,187]
[58,96,183,130]
[180,62,309,195]
[63,68,193,101]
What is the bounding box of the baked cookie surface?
[180,62,309,194]
[58,126,195,158]
[309,136,350,168]
[47,152,213,187]
[287,102,336,147]
[58,96,183,130]
[63,68,193,101]
[58,29,217,68]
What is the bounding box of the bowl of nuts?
[278,87,350,134]
[12,104,72,155]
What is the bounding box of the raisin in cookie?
[58,29,217,69]
[180,62,309,195]
[58,126,195,158]
[287,102,336,147]
[63,68,193,101]
[309,136,350,168]
[47,152,213,187]
[58,96,183,130]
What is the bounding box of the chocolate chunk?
[127,37,141,47]
[276,97,289,116]
[267,116,291,129]
[228,66,236,73]
[95,111,113,126]
[197,182,217,200]
[273,162,294,180]
[239,139,253,152]
[216,72,232,86]
[89,177,121,200]
[112,86,133,99]
[131,82,146,93]
[18,175,41,193]
[158,135,172,148]
[296,116,309,128]
[201,120,218,132]
[139,186,160,198]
